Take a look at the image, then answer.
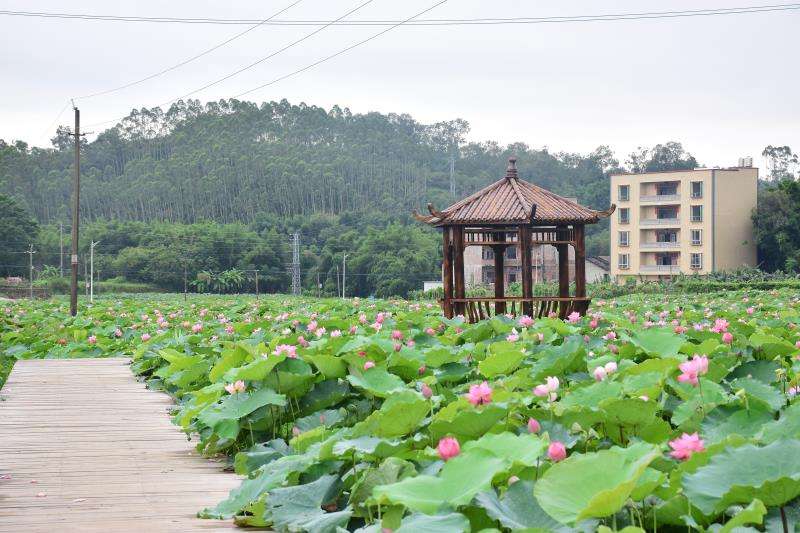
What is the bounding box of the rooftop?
[415,157,614,226]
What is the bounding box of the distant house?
[587,256,610,283]
[423,281,443,292]
[610,166,758,282]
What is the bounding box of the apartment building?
[610,166,758,282]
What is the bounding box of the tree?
[626,142,698,173]
[0,194,38,277]
[762,145,798,181]
[752,179,800,272]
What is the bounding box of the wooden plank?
[0,359,247,532]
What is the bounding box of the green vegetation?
[3,289,800,531]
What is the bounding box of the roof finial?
[505,156,518,179]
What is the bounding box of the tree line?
[0,97,747,296]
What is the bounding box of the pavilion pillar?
[519,225,533,317]
[557,225,570,321]
[442,227,454,318]
[574,224,586,299]
[453,226,466,317]
[493,240,505,315]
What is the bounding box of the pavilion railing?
[449,296,591,323]
[463,227,575,246]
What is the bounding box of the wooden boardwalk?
[0,358,244,532]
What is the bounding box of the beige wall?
[610,168,758,282]
[713,168,758,270]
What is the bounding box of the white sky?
[0,0,797,169]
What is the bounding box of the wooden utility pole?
[26,244,36,299]
[254,269,260,300]
[68,106,84,316]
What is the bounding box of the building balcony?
[640,194,680,203]
[639,218,680,227]
[639,265,680,273]
[640,241,681,250]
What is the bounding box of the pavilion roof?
[414,157,615,226]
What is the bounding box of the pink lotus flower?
[393,343,402,352]
[722,331,733,344]
[224,380,246,394]
[677,355,709,386]
[391,330,404,341]
[589,319,599,329]
[141,333,151,342]
[527,418,541,433]
[674,325,687,334]
[114,328,123,338]
[604,331,617,341]
[536,332,545,342]
[746,307,755,315]
[273,344,297,358]
[425,327,436,335]
[421,383,433,399]
[191,323,203,333]
[87,335,97,345]
[358,313,367,324]
[225,325,234,335]
[789,386,798,397]
[307,320,318,332]
[349,326,357,334]
[506,328,520,342]
[533,376,559,401]
[518,315,534,328]
[467,381,493,406]
[330,329,342,338]
[437,437,460,460]
[711,318,729,333]
[593,366,607,381]
[567,312,581,324]
[363,361,376,370]
[548,441,567,461]
[668,432,705,460]
[418,365,426,375]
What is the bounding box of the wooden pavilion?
[414,157,615,322]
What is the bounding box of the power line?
[73,0,305,101]
[235,0,450,99]
[84,0,379,129]
[3,3,799,26]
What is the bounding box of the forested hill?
[1,98,623,225]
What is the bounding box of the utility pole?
[67,105,85,316]
[336,265,340,298]
[26,244,36,299]
[342,252,348,299]
[254,269,260,300]
[449,153,456,198]
[290,232,301,296]
[59,222,64,277]
[183,264,188,301]
[89,240,99,303]
[316,271,321,298]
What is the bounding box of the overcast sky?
[1,0,797,169]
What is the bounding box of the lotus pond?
[3,290,800,532]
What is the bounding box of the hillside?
[1,98,618,226]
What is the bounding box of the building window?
[618,253,630,270]
[691,205,703,222]
[482,247,494,260]
[508,271,517,283]
[691,229,702,246]
[618,184,630,202]
[619,207,630,224]
[691,181,703,199]
[691,253,703,270]
[657,183,678,196]
[506,246,517,260]
[619,231,629,247]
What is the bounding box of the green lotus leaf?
[683,439,800,515]
[534,442,660,524]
